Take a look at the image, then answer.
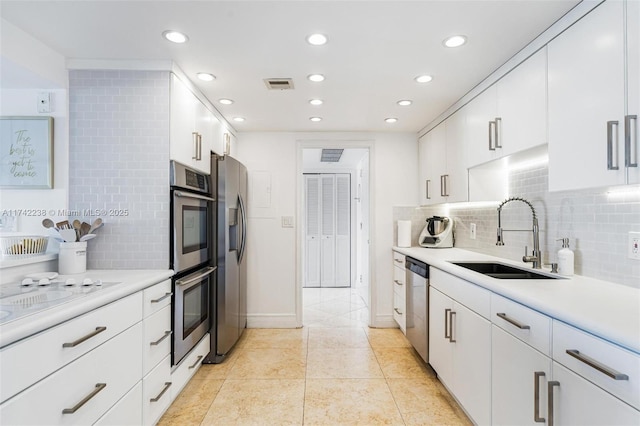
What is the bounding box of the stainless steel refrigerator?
[204,154,247,364]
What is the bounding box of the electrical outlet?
[470,223,477,240]
[629,232,640,260]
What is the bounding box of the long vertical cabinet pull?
[488,121,496,151]
[625,115,638,168]
[192,132,199,160]
[494,117,503,148]
[607,121,620,170]
[444,308,451,340]
[534,372,546,423]
[426,180,431,200]
[449,310,456,343]
[547,381,560,426]
[196,133,202,161]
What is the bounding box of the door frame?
[295,139,375,327]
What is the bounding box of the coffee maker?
[419,216,454,248]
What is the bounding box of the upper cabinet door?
[170,74,197,169]
[627,0,639,184]
[445,109,468,203]
[496,48,548,157]
[465,86,498,168]
[548,0,626,191]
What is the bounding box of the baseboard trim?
[370,314,398,329]
[247,314,300,329]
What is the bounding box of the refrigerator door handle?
[238,193,247,264]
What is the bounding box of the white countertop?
[394,247,640,355]
[0,269,174,348]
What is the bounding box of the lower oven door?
[171,189,214,274]
[173,266,215,365]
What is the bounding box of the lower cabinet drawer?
[142,305,171,376]
[553,320,640,410]
[171,333,210,400]
[393,265,405,287]
[143,355,172,426]
[393,290,406,333]
[0,322,143,425]
[94,381,143,426]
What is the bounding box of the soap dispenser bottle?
[556,238,574,276]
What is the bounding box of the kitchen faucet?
[496,197,542,269]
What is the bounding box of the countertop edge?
[393,246,640,355]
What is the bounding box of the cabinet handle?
[495,117,502,148]
[607,121,620,170]
[394,279,403,286]
[189,355,204,369]
[440,175,450,197]
[565,349,629,380]
[496,312,530,330]
[150,292,172,304]
[394,259,403,264]
[394,308,403,316]
[449,310,456,343]
[444,308,451,339]
[426,179,431,200]
[150,382,172,403]
[547,381,560,426]
[192,132,199,160]
[489,121,496,151]
[150,330,172,346]
[625,115,638,168]
[534,371,546,423]
[62,326,107,348]
[197,133,203,160]
[62,383,107,414]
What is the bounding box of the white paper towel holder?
[397,220,412,248]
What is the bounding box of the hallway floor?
[158,289,471,426]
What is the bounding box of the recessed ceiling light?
[306,33,328,46]
[309,99,323,106]
[397,100,413,106]
[415,75,433,83]
[310,117,323,122]
[385,118,398,123]
[162,30,189,44]
[233,117,245,122]
[308,74,325,82]
[219,98,234,105]
[197,73,216,82]
[443,35,467,48]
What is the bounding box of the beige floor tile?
[304,378,404,425]
[365,327,412,348]
[227,347,307,379]
[193,344,242,380]
[200,379,305,425]
[307,327,370,348]
[157,378,224,426]
[241,327,308,349]
[373,347,430,379]
[306,347,384,379]
[387,378,472,426]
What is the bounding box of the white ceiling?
[0,0,580,133]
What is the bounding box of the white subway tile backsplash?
[394,165,640,288]
[68,69,170,270]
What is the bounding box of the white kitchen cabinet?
[94,382,143,426]
[418,111,467,205]
[548,0,638,191]
[170,73,215,173]
[465,86,498,167]
[0,322,143,426]
[550,361,639,425]
[492,325,552,426]
[392,253,406,333]
[143,355,172,426]
[428,270,491,425]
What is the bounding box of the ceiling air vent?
[321,149,344,163]
[264,78,294,90]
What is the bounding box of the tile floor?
[158,288,471,426]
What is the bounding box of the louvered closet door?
[303,174,351,288]
[304,175,321,287]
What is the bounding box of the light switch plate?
[37,92,51,113]
[281,216,294,228]
[470,223,477,240]
[629,232,640,260]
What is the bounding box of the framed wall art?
[0,116,54,189]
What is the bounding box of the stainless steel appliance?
[204,154,247,364]
[170,161,214,274]
[170,161,215,365]
[172,265,215,364]
[405,257,429,363]
[419,216,454,248]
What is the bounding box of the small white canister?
[58,241,87,274]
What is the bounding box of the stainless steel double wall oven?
[170,161,216,365]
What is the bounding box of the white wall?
[0,19,69,239]
[237,131,418,328]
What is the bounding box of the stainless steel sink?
[450,262,559,279]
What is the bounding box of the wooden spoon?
[89,218,103,233]
[42,218,55,229]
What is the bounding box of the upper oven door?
[172,189,214,274]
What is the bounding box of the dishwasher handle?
[405,257,429,278]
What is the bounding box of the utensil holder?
[58,242,87,274]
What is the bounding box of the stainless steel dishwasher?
[405,256,429,363]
